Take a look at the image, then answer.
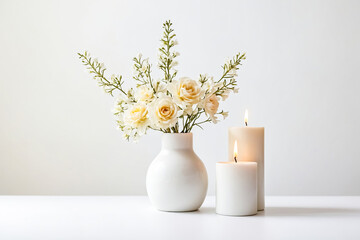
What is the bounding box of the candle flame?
[244,109,248,126]
[234,141,238,162]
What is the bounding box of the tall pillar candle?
[228,126,264,211]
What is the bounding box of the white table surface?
[0,196,359,240]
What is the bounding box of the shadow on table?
[257,207,360,217]
[162,206,360,217]
[184,207,360,217]
[197,207,216,215]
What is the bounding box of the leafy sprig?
[199,74,210,87]
[182,109,228,132]
[214,52,246,96]
[78,20,246,141]
[158,20,179,82]
[78,51,126,96]
[217,52,246,83]
[133,54,155,91]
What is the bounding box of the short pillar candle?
[216,162,257,216]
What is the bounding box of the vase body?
[146,133,208,212]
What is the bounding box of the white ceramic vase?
[146,133,208,212]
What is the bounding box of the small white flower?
[202,77,220,95]
[172,40,178,46]
[157,52,164,60]
[183,105,194,115]
[225,58,231,67]
[221,89,231,101]
[234,88,239,93]
[221,111,229,119]
[153,79,167,94]
[228,69,238,77]
[140,65,147,72]
[112,102,123,114]
[182,105,199,116]
[132,133,141,142]
[212,116,219,124]
[167,55,174,61]
[123,126,132,135]
[123,133,130,140]
[170,61,178,68]
[137,58,149,73]
[135,85,154,102]
[127,88,135,98]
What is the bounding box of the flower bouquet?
[78,20,245,142]
[78,20,245,211]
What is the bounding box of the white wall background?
[0,0,359,195]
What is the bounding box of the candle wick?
[234,156,237,163]
[245,122,248,127]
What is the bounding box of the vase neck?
[162,133,193,150]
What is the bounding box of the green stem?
[79,53,126,95]
[191,118,212,131]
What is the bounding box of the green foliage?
[158,20,179,82]
[214,53,246,96]
[132,54,155,92]
[78,51,126,96]
[77,20,246,140]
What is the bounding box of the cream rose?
[168,77,202,105]
[124,103,149,131]
[135,85,153,102]
[203,94,219,123]
[150,94,179,129]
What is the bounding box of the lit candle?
[216,142,257,216]
[228,109,265,211]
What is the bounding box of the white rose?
[124,103,149,134]
[150,94,179,129]
[135,85,153,102]
[202,94,219,123]
[168,77,202,106]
